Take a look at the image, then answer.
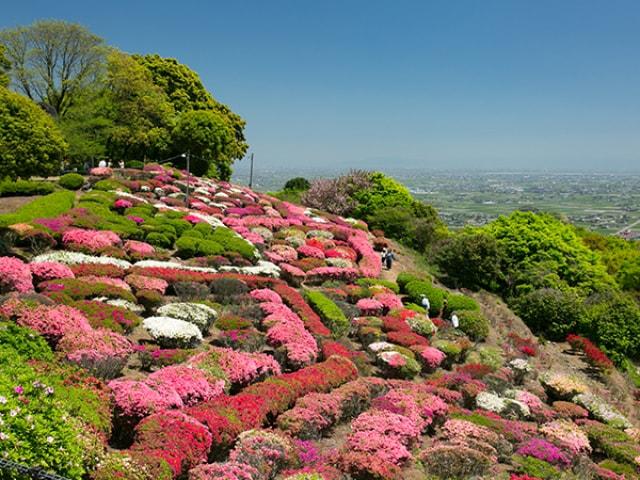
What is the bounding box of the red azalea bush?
[566,334,614,371]
[125,273,168,294]
[0,256,33,293]
[131,410,212,477]
[386,330,429,348]
[272,283,330,336]
[69,263,127,278]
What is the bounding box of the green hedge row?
[304,290,350,338]
[0,179,56,197]
[0,191,75,227]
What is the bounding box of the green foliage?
[512,455,561,479]
[0,323,53,361]
[513,288,585,341]
[581,291,640,363]
[40,278,137,303]
[0,20,107,118]
[484,211,614,296]
[456,310,489,340]
[172,110,237,179]
[352,172,413,218]
[0,348,87,479]
[404,280,445,316]
[145,232,172,248]
[444,293,480,317]
[175,235,223,258]
[617,256,640,291]
[176,225,256,260]
[59,173,85,190]
[283,177,311,191]
[0,87,67,179]
[436,228,506,291]
[102,51,174,161]
[305,290,350,338]
[396,272,423,293]
[0,44,9,87]
[93,178,129,192]
[0,191,75,227]
[0,179,55,197]
[355,277,400,293]
[76,191,141,239]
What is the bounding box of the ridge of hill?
[0,165,639,480]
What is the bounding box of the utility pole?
[186,151,191,206]
[249,152,254,188]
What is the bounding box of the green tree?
[0,87,67,179]
[513,287,585,341]
[0,44,9,87]
[284,177,310,191]
[436,229,506,291]
[172,109,237,179]
[133,54,248,164]
[103,51,174,160]
[0,20,108,118]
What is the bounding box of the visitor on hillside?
[384,249,395,270]
[420,294,430,313]
[118,160,125,169]
[107,160,113,168]
[381,247,388,265]
[451,313,460,329]
[98,159,107,168]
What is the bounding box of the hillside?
[0,165,639,480]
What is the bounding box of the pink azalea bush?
[374,292,404,311]
[516,437,571,466]
[16,304,92,343]
[260,302,318,366]
[0,256,33,293]
[124,240,156,256]
[356,298,384,315]
[58,328,132,378]
[146,365,224,406]
[540,420,591,454]
[297,244,325,259]
[63,228,121,251]
[29,261,75,283]
[249,288,282,304]
[108,379,184,422]
[114,199,133,209]
[90,167,113,176]
[418,346,447,370]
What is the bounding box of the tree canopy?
[0,45,9,87]
[0,86,67,179]
[0,20,108,118]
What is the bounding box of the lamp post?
[158,152,190,205]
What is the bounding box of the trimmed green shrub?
[146,232,172,248]
[93,179,130,192]
[0,179,55,197]
[456,310,489,340]
[127,160,145,169]
[512,455,561,479]
[305,290,350,337]
[396,272,422,293]
[355,277,400,294]
[405,280,445,316]
[59,173,85,190]
[444,294,480,317]
[208,227,256,260]
[0,191,75,227]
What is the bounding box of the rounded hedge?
[59,173,85,190]
[405,280,445,316]
[456,310,490,341]
[444,294,480,317]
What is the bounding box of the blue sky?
[3,0,640,172]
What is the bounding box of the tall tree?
[0,86,67,179]
[102,51,174,161]
[133,54,248,164]
[0,20,107,118]
[0,45,10,87]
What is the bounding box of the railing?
[0,458,71,480]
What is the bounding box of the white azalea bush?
[142,316,203,348]
[32,251,132,269]
[156,303,218,333]
[573,393,632,429]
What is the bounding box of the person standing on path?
[384,249,395,270]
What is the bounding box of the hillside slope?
[0,165,638,480]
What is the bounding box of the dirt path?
[0,195,41,214]
[379,239,427,283]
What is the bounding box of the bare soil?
[0,195,41,214]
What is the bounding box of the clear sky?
[3,0,640,172]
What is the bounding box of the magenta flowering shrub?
[125,274,168,294]
[260,302,318,366]
[108,379,184,425]
[516,437,571,466]
[79,275,131,291]
[297,244,325,259]
[348,232,381,278]
[0,256,33,293]
[146,365,224,406]
[29,261,75,284]
[114,199,133,209]
[16,304,92,344]
[63,228,121,251]
[306,266,359,284]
